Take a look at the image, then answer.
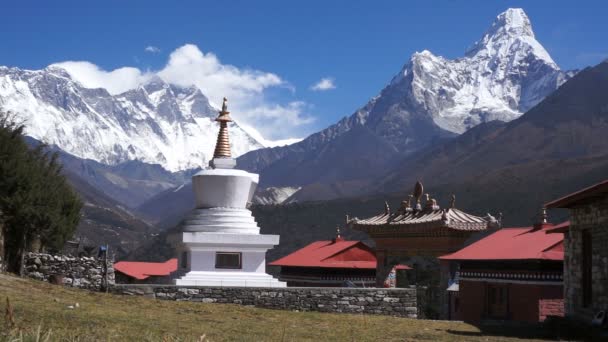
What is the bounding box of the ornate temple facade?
[348,181,496,287]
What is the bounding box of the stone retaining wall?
[111,285,417,318]
[24,252,115,290]
[565,196,608,321]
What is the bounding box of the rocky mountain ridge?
[237,8,573,196]
[0,67,262,172]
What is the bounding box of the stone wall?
[111,285,417,318]
[24,252,115,291]
[565,195,608,321]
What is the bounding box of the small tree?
[0,111,82,273]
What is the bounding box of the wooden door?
[486,284,508,319]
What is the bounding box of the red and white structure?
[270,229,410,287]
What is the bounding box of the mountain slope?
[62,168,160,257]
[24,136,192,208]
[237,8,572,196]
[132,61,608,266]
[377,60,608,193]
[0,68,262,172]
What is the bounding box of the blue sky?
[1,0,606,141]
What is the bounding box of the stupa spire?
[210,97,237,169]
[213,97,233,159]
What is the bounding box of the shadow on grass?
[447,317,608,342]
[446,325,554,340]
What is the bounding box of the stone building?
[546,179,608,322]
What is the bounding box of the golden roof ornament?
[449,194,456,209]
[399,200,408,213]
[413,181,423,211]
[213,97,233,159]
[384,201,390,215]
[413,181,424,201]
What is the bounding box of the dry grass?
[0,273,554,341]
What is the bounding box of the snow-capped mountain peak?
[234,8,576,194]
[0,66,263,171]
[486,8,533,38]
[385,8,571,134]
[466,8,556,67]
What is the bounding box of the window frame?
[215,252,242,270]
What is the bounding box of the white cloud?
[239,123,303,148]
[310,77,336,91]
[144,46,161,53]
[49,61,152,95]
[49,44,314,141]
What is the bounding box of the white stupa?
[173,98,285,287]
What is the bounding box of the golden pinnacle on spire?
[213,97,233,159]
[217,97,232,122]
[413,180,423,204]
[449,194,456,209]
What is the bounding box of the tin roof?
[545,179,608,208]
[438,222,567,261]
[114,258,177,280]
[269,239,411,270]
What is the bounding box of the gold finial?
[213,97,233,159]
[221,97,228,112]
[336,225,341,238]
[216,97,232,122]
[449,194,456,209]
[384,201,390,215]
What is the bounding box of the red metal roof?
[270,239,411,270]
[545,179,608,208]
[439,222,568,261]
[546,220,571,234]
[114,258,177,280]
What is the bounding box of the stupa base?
[175,271,286,287]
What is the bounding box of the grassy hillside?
[0,273,557,341]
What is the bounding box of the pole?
[104,244,109,293]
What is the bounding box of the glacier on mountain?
[236,8,576,190]
[0,67,263,171]
[386,8,573,134]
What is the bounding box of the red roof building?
[114,258,177,284]
[438,211,566,324]
[270,231,410,287]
